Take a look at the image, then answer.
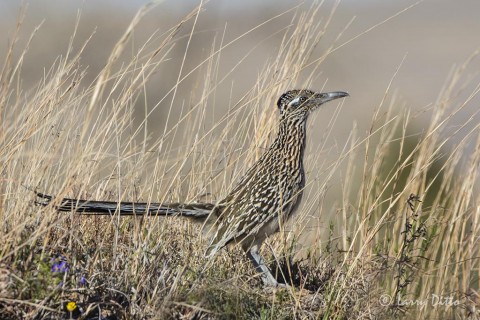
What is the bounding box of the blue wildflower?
[79,275,87,286]
[52,259,69,273]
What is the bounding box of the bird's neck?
[274,115,307,162]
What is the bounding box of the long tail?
[35,192,213,220]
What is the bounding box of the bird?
[37,89,349,287]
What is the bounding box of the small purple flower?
[79,275,87,287]
[52,260,69,273]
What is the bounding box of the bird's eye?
[300,97,307,103]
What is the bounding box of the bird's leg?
[246,245,286,287]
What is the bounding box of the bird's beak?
[313,91,349,106]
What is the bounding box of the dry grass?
[1,2,480,319]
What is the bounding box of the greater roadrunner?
[37,89,348,287]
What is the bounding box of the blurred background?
[1,0,479,135]
[2,0,479,210]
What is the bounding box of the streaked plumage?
[37,89,348,286]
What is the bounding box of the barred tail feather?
[35,192,212,220]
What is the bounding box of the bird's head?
[277,89,349,118]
